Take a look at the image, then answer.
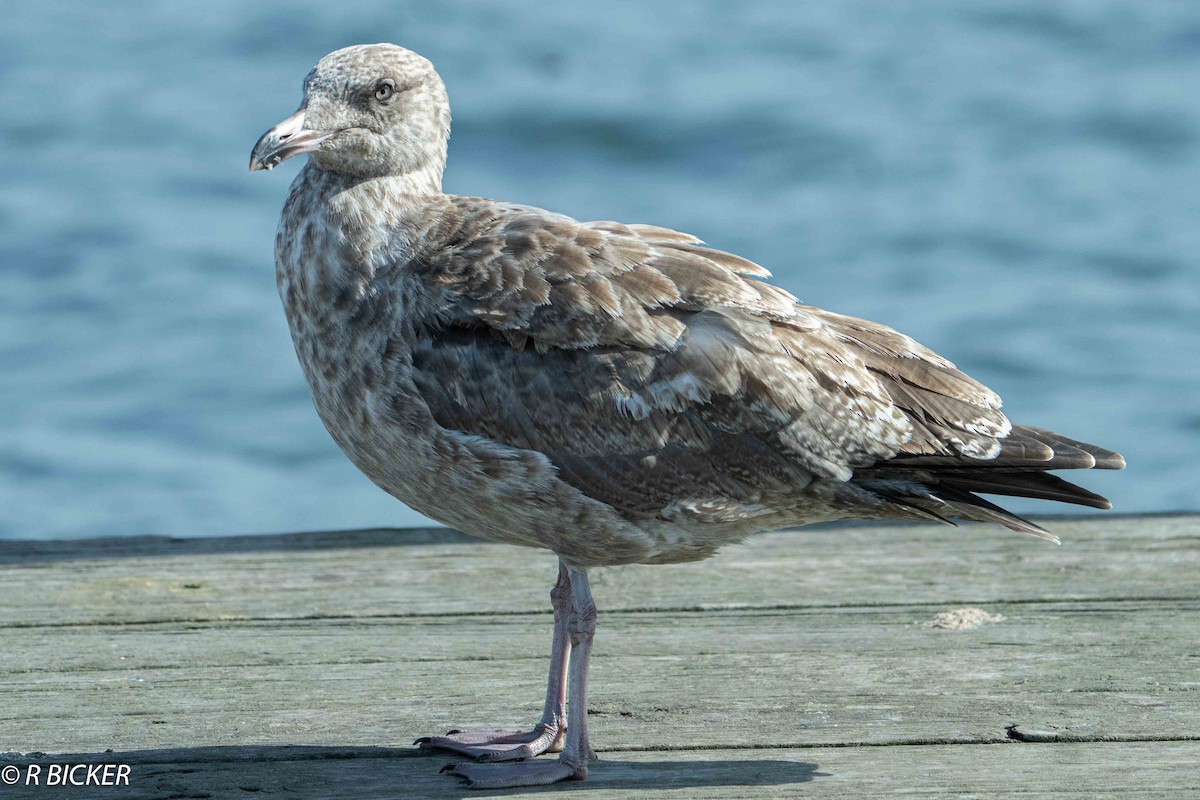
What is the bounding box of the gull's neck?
[290,161,446,235]
[300,158,444,197]
[395,156,446,197]
[283,162,449,287]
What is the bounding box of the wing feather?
[401,196,1120,528]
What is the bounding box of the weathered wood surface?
[1,514,1197,798]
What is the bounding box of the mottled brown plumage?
[250,43,1123,789]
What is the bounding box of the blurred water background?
[1,1,1197,540]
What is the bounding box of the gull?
[249,43,1124,789]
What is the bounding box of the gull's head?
[249,43,450,179]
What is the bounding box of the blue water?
[2,1,1197,540]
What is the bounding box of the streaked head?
[250,44,450,180]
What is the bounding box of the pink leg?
[416,560,571,762]
[442,565,598,788]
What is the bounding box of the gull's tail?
[856,426,1126,543]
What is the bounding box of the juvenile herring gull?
[250,43,1124,788]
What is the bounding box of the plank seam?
[3,596,1197,630]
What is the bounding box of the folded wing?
[401,198,1122,538]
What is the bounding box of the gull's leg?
[416,560,571,761]
[444,565,597,788]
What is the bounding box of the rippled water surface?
[2,1,1197,539]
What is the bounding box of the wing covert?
[400,197,1025,517]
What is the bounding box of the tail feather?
[860,425,1123,541]
[937,471,1112,510]
[926,486,1059,542]
[862,479,1059,543]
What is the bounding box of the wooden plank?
[3,601,1197,752]
[1,515,1197,627]
[1,515,1197,797]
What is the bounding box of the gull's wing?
[400,197,1121,535]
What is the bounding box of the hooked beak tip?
[249,109,329,175]
[248,151,278,173]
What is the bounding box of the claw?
[446,729,461,735]
[413,737,431,746]
[439,763,457,775]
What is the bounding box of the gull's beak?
[249,109,332,173]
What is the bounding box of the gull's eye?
[374,79,396,103]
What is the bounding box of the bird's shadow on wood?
[5,746,828,798]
